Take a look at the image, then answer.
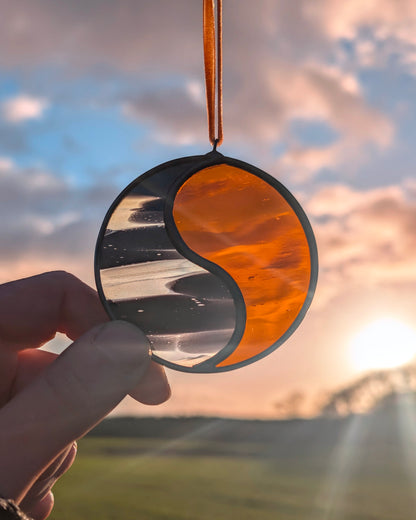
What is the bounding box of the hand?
[0,271,170,520]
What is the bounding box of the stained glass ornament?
[95,151,318,372]
[95,0,317,372]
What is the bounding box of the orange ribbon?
[203,0,223,148]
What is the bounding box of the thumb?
[0,320,169,502]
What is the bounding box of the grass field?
[51,411,416,520]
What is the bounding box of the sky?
[1,0,416,418]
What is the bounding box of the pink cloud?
[0,0,396,164]
[2,95,48,123]
[306,182,416,305]
[0,157,14,171]
[316,0,416,41]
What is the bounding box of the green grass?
[51,424,416,520]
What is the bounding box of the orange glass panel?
[173,164,311,367]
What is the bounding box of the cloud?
[121,59,392,160]
[1,0,415,74]
[121,5,392,165]
[273,62,394,178]
[0,0,202,72]
[0,164,118,285]
[280,143,341,176]
[0,0,397,172]
[306,182,416,305]
[2,94,48,123]
[122,82,206,146]
[0,157,14,171]
[316,0,416,41]
[307,184,404,217]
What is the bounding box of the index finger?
[0,271,108,351]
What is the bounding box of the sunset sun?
[349,318,416,372]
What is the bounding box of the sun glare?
[349,318,416,372]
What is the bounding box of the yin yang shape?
[95,151,318,372]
